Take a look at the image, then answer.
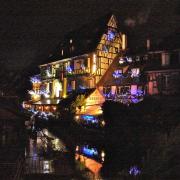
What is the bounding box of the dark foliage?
[101,96,180,178]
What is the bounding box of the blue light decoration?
[79,85,86,89]
[39,85,50,97]
[104,92,112,98]
[107,30,115,41]
[81,115,98,123]
[46,65,52,77]
[119,57,133,64]
[129,166,141,176]
[30,75,41,83]
[113,70,123,78]
[82,145,98,157]
[131,89,144,103]
[66,65,72,73]
[126,57,133,63]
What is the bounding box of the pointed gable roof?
[46,13,119,63]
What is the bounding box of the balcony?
[104,90,144,104]
[53,67,91,79]
[41,73,55,80]
[74,68,90,74]
[65,67,91,77]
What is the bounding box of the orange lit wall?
[75,154,102,174]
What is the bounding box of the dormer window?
[61,49,64,56]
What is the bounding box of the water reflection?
[25,129,71,175]
[43,160,53,174]
[25,127,142,179]
[75,144,105,178]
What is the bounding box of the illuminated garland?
[129,166,141,176]
[30,75,41,83]
[112,68,140,79]
[112,70,123,78]
[104,89,144,104]
[107,30,115,41]
[28,89,50,97]
[66,65,72,73]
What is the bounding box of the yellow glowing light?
[122,34,127,50]
[38,106,42,110]
[52,106,57,111]
[45,94,50,98]
[101,151,105,158]
[54,80,62,98]
[33,94,40,101]
[76,146,79,152]
[62,94,67,98]
[101,120,105,126]
[62,78,67,98]
[45,106,50,110]
[75,115,79,120]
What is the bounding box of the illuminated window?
[119,58,125,64]
[161,53,169,66]
[74,59,85,70]
[131,68,140,78]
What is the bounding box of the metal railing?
[56,68,91,77]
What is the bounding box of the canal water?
[25,129,74,176]
[25,127,142,179]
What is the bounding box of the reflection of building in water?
[75,154,102,174]
[75,145,105,177]
[42,129,67,152]
[43,160,53,174]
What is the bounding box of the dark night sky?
[0,0,180,71]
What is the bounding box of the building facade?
[24,14,180,116]
[25,14,127,115]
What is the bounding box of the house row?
[24,14,180,116]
